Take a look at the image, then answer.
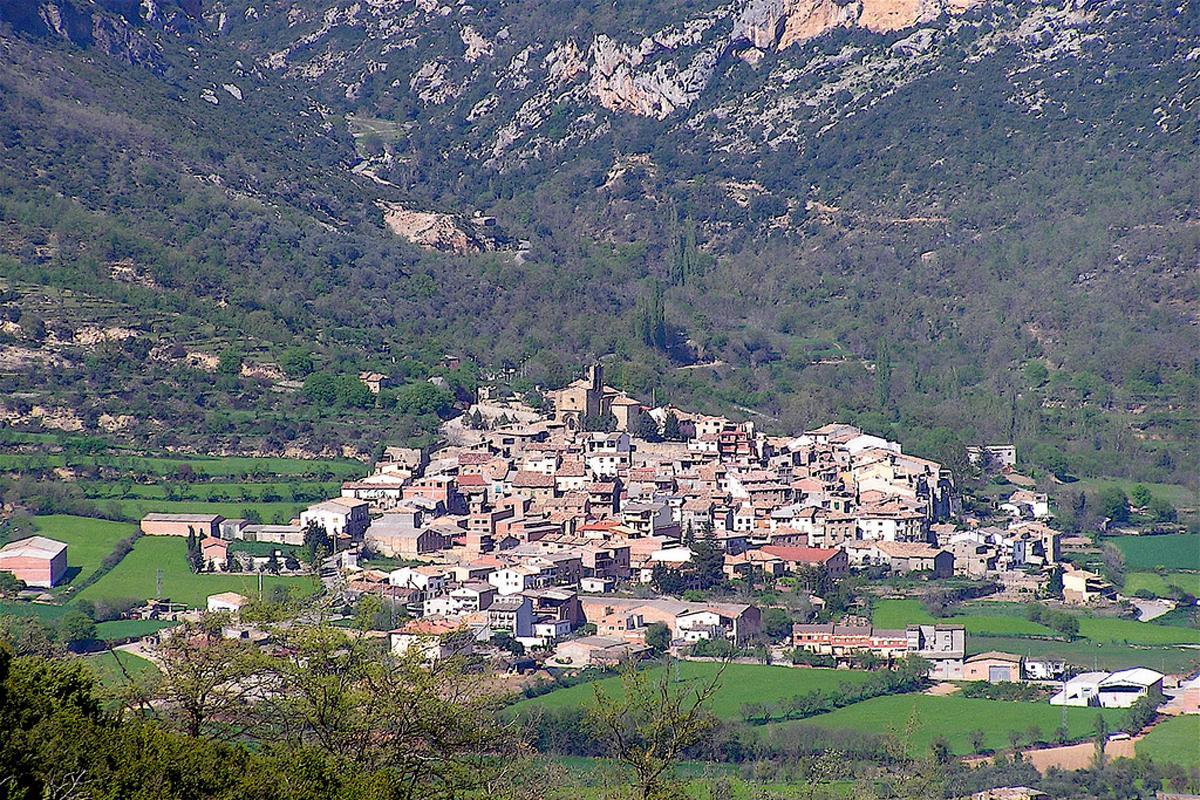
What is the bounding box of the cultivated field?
[74,537,317,609]
[762,695,1123,756]
[1076,616,1200,646]
[965,636,1200,675]
[99,498,306,524]
[515,661,877,721]
[0,452,364,479]
[94,619,175,641]
[872,599,1200,646]
[1124,571,1200,598]
[1136,715,1200,767]
[872,599,1055,637]
[1110,534,1200,571]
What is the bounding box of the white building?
[300,498,370,538]
[207,592,248,614]
[1049,668,1164,709]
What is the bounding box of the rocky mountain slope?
[0,0,1196,481]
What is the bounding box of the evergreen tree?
[691,526,725,590]
[632,411,660,442]
[662,411,683,441]
[186,528,203,573]
[301,521,332,568]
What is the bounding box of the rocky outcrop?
[379,203,484,254]
[588,35,720,120]
[731,0,982,53]
[0,0,198,72]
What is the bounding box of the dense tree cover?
[0,621,543,800]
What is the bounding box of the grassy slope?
[82,650,158,688]
[1124,571,1200,597]
[1136,715,1200,767]
[872,599,1200,645]
[763,695,1122,756]
[515,662,876,721]
[30,515,135,587]
[1109,534,1200,571]
[74,537,316,609]
[872,599,1056,637]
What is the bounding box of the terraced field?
[1124,571,1200,598]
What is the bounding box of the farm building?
[365,512,449,558]
[963,651,1023,683]
[552,635,649,668]
[1172,673,1200,714]
[207,592,248,614]
[141,513,223,538]
[1050,668,1165,708]
[0,536,68,588]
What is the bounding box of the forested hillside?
[0,0,1196,486]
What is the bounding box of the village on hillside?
[2,364,1193,735]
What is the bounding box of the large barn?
[0,536,68,588]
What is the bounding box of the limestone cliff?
[732,0,983,53]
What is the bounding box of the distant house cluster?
[123,364,1084,675]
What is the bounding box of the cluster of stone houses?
[120,366,1082,670]
[227,364,1085,666]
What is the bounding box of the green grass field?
[0,600,69,622]
[78,480,340,501]
[514,662,877,721]
[0,452,364,479]
[82,650,158,688]
[1109,534,1200,571]
[872,599,1200,646]
[1136,715,1200,767]
[1077,616,1200,646]
[30,515,135,586]
[871,599,1055,637]
[764,695,1122,756]
[1064,479,1196,511]
[74,537,317,609]
[1124,571,1200,598]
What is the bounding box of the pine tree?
[186,528,203,573]
[662,411,683,441]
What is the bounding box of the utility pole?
[155,567,162,599]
